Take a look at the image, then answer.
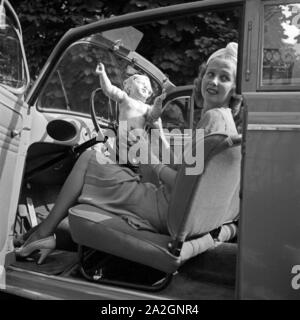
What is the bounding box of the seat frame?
[78,245,173,291]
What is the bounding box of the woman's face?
[201,58,236,110]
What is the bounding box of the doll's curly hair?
[123,74,153,99]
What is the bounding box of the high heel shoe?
[13,225,40,248]
[13,234,26,248]
[15,234,56,265]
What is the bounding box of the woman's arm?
[128,131,177,191]
[159,165,177,190]
[96,63,126,103]
[151,163,177,192]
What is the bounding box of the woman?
[193,42,242,136]
[15,42,242,264]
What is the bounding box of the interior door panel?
[0,87,25,252]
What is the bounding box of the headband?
[207,42,238,64]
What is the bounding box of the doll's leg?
[23,150,93,243]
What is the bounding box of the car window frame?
[0,2,30,96]
[36,39,164,123]
[257,0,300,91]
[36,40,121,120]
[161,95,193,132]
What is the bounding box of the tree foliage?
[11,0,239,85]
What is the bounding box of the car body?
[0,0,300,300]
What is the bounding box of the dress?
[78,107,237,233]
[196,107,238,136]
[78,151,170,233]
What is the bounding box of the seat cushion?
[69,204,181,273]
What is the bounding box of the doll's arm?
[146,89,166,123]
[96,63,126,102]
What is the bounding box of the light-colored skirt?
[78,150,170,233]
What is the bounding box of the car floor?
[12,159,236,299]
[8,242,236,300]
[11,250,78,276]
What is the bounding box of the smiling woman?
[1,0,300,301]
[201,58,237,110]
[193,42,241,136]
[13,41,241,291]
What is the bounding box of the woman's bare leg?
[25,150,93,243]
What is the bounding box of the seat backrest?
[167,133,241,243]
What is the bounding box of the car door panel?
[238,0,300,299]
[0,86,27,253]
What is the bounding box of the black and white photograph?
[0,0,299,305]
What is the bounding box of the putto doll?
[96,62,166,133]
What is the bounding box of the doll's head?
[123,74,153,102]
[194,42,242,117]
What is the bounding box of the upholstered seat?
[69,133,241,274]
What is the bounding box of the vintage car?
[0,0,299,300]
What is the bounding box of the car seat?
[68,133,241,289]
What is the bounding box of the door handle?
[10,130,20,138]
[10,127,30,138]
[246,21,253,81]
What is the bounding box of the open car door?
[238,0,300,299]
[0,0,30,285]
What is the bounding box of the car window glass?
[38,42,121,120]
[0,17,25,89]
[38,41,163,121]
[162,97,190,132]
[262,3,300,88]
[114,55,162,104]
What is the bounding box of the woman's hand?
[128,128,176,191]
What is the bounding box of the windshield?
[37,38,162,121]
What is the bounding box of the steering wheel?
[88,88,123,162]
[90,88,118,139]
